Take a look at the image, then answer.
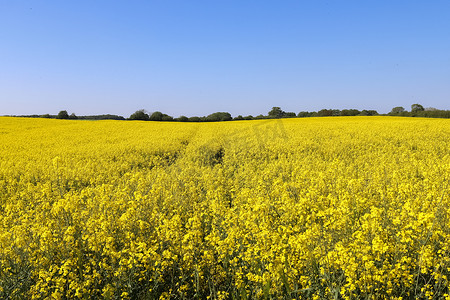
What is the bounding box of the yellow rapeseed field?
[0,116,449,299]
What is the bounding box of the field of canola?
[0,116,449,299]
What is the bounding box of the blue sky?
[1,1,449,117]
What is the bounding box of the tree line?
[16,112,125,120]
[125,108,379,121]
[10,103,450,121]
[388,104,450,118]
[124,104,450,121]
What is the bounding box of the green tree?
[284,112,296,118]
[297,111,311,118]
[360,110,378,116]
[411,104,425,112]
[149,111,163,121]
[176,116,189,122]
[390,106,405,114]
[188,116,201,122]
[57,110,69,119]
[206,112,232,121]
[268,107,285,118]
[341,109,361,116]
[129,109,150,121]
[317,109,333,117]
[332,109,341,116]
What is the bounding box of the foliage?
[149,111,164,121]
[176,116,189,122]
[317,109,333,117]
[411,103,425,113]
[388,105,450,119]
[413,110,450,118]
[360,109,378,116]
[390,106,406,114]
[297,111,314,118]
[0,117,449,299]
[129,109,150,121]
[78,114,126,120]
[57,110,69,119]
[11,104,449,123]
[268,107,285,118]
[284,112,296,118]
[188,116,201,122]
[206,112,232,122]
[341,109,361,116]
[148,112,175,121]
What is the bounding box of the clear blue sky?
[1,1,449,117]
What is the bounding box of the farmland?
[0,116,449,299]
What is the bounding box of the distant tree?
[411,104,425,113]
[221,112,232,121]
[206,112,232,121]
[420,109,450,118]
[101,114,125,120]
[332,109,341,116]
[41,114,52,118]
[77,114,125,120]
[360,110,378,116]
[400,110,410,116]
[148,111,163,121]
[268,107,285,118]
[57,110,69,119]
[284,112,296,118]
[147,111,173,121]
[255,114,266,119]
[129,109,150,121]
[341,109,361,116]
[176,116,189,122]
[244,115,254,120]
[317,109,333,117]
[69,113,78,119]
[188,116,201,122]
[390,106,405,114]
[297,111,311,118]
[234,115,244,120]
